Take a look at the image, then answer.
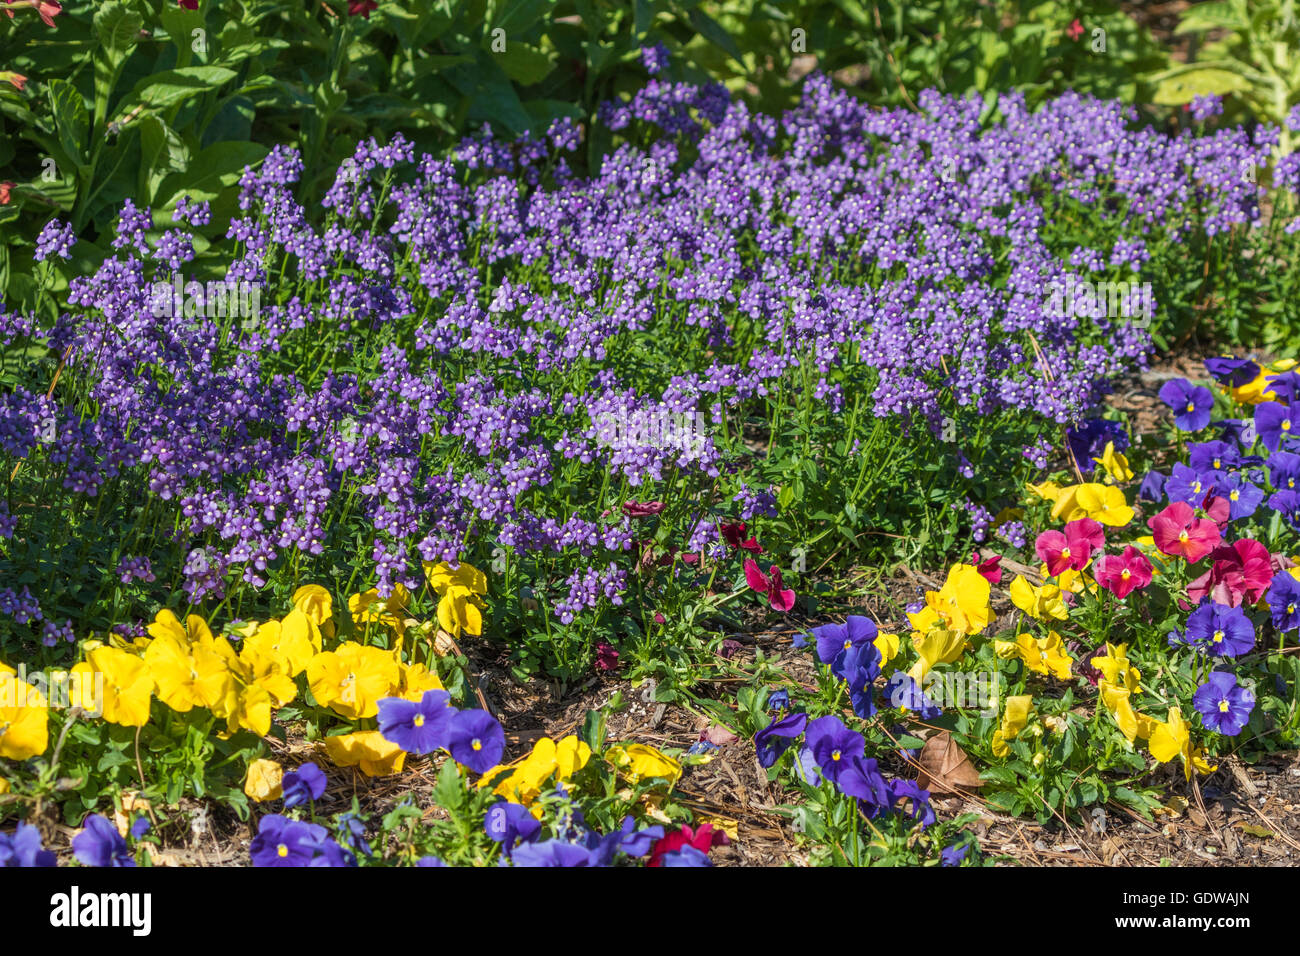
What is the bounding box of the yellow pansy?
[606,743,682,787]
[424,561,488,638]
[479,735,593,806]
[240,609,320,678]
[993,631,1073,681]
[144,632,237,716]
[873,632,900,667]
[347,584,410,636]
[323,730,406,776]
[0,672,48,759]
[907,624,967,681]
[1027,480,1064,503]
[292,584,335,636]
[306,642,400,720]
[1090,643,1141,693]
[1071,481,1133,528]
[396,661,444,701]
[1148,707,1218,782]
[72,646,152,727]
[1009,575,1069,621]
[1092,441,1134,483]
[244,758,283,801]
[907,563,990,639]
[991,695,1032,758]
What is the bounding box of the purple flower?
[1170,601,1255,657]
[754,710,808,768]
[282,762,327,808]
[659,845,712,866]
[486,802,543,852]
[1165,462,1215,506]
[377,689,455,755]
[1137,469,1167,502]
[1205,357,1259,387]
[447,709,505,773]
[1266,572,1300,632]
[811,614,877,678]
[416,856,446,866]
[941,841,970,866]
[884,672,942,719]
[72,814,134,867]
[1159,379,1214,432]
[0,822,56,867]
[1193,672,1254,736]
[1255,401,1300,453]
[250,814,330,867]
[509,839,596,867]
[804,715,864,786]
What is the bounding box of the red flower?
[594,641,619,672]
[647,823,728,867]
[1201,493,1231,529]
[1034,522,1096,577]
[1066,18,1084,40]
[1186,538,1275,607]
[2,1,62,26]
[720,521,762,553]
[1093,546,1153,599]
[348,0,378,17]
[1148,501,1220,563]
[0,182,13,206]
[1,72,27,91]
[178,0,198,10]
[621,500,665,518]
[743,559,795,612]
[969,550,1003,584]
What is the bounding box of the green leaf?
[94,1,144,61]
[46,79,89,168]
[156,140,268,206]
[495,43,556,86]
[127,67,239,112]
[1152,67,1252,105]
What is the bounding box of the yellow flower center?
[1284,420,1293,432]
[831,749,841,762]
[413,714,425,727]
[1219,700,1230,713]
[1213,630,1224,643]
[1290,604,1297,615]
[277,844,289,858]
[1179,530,1189,542]
[472,739,482,751]
[1214,459,1222,469]
[1185,402,1195,413]
[1121,568,1131,580]
[843,639,852,650]
[1191,481,1201,493]
[1230,490,1240,501]
[1061,547,1071,559]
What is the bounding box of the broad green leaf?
[127,67,239,112]
[46,79,89,168]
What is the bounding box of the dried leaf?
[1238,823,1274,839]
[916,730,984,792]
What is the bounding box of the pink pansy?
[744,559,795,612]
[1148,501,1221,563]
[1093,546,1153,599]
[1035,519,1098,577]
[969,550,1003,584]
[1186,538,1274,607]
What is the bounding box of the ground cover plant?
[3,8,1300,869]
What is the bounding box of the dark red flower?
[744,559,795,612]
[594,641,619,672]
[1186,538,1274,607]
[348,0,378,17]
[720,521,762,554]
[178,0,198,10]
[622,500,665,518]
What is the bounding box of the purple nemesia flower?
[34,219,77,261]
